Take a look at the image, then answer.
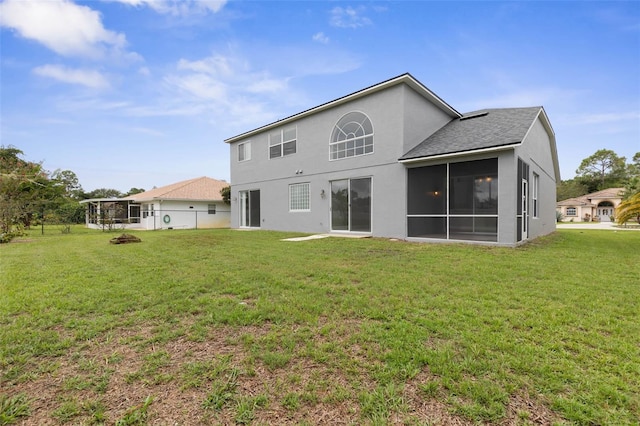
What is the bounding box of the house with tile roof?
[80,176,230,230]
[557,188,625,222]
[225,73,560,245]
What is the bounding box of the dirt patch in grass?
[504,393,561,425]
[5,321,494,425]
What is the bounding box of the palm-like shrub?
[616,192,640,225]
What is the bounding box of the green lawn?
[1,227,638,425]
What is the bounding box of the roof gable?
[129,176,228,202]
[224,73,461,144]
[400,107,543,161]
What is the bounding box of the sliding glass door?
[331,178,371,232]
[239,190,260,228]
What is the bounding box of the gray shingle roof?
[400,107,542,161]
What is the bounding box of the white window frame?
[208,204,216,214]
[533,173,539,218]
[566,207,577,216]
[269,126,297,159]
[330,111,374,161]
[238,141,251,162]
[289,182,310,212]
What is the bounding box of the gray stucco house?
[225,73,560,245]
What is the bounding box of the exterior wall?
[497,151,518,244]
[557,196,621,222]
[513,117,557,240]
[401,85,455,155]
[229,83,454,237]
[558,205,593,222]
[227,82,558,246]
[152,200,230,230]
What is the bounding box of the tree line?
[557,149,640,201]
[3,145,640,241]
[1,145,144,242]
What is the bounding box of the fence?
[86,208,232,231]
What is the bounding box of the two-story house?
[225,73,560,245]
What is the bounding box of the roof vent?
[460,111,489,121]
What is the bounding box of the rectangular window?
[532,176,538,218]
[289,183,310,211]
[208,204,216,214]
[566,207,577,216]
[269,126,297,159]
[238,142,251,162]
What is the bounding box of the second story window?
[269,126,297,159]
[330,111,373,160]
[238,141,251,162]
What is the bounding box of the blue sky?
[1,0,639,193]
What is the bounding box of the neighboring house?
[225,73,560,246]
[80,176,230,230]
[556,188,624,222]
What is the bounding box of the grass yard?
[1,227,639,425]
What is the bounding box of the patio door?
[330,178,371,232]
[239,190,260,228]
[521,178,528,240]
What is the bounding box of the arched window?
[330,111,373,160]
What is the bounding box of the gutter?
[398,143,521,164]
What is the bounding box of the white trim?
[289,182,310,212]
[399,143,519,164]
[269,126,297,159]
[532,108,561,182]
[238,141,251,162]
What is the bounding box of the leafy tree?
[556,179,588,201]
[616,192,640,225]
[1,147,89,240]
[0,145,55,234]
[575,149,627,192]
[51,169,83,200]
[126,187,145,196]
[83,188,124,199]
[623,152,640,197]
[220,186,230,204]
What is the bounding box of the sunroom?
[407,158,498,242]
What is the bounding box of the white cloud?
[177,55,234,76]
[107,0,227,16]
[149,45,361,127]
[164,73,228,101]
[162,52,299,127]
[312,32,329,44]
[33,64,110,89]
[246,77,289,94]
[138,66,151,76]
[0,0,133,60]
[330,6,372,29]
